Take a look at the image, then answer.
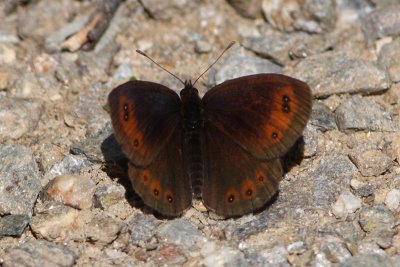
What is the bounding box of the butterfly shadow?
[100,133,147,212]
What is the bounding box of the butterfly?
[108,50,311,218]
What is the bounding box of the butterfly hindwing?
[108,81,182,166]
[202,124,283,217]
[128,127,192,216]
[203,74,311,160]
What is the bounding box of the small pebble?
[194,40,212,54]
[45,174,96,209]
[332,191,362,218]
[384,189,400,210]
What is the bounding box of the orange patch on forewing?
[164,188,174,204]
[118,96,143,150]
[150,180,162,199]
[225,188,239,204]
[261,86,297,144]
[263,125,283,144]
[139,169,151,185]
[241,179,256,200]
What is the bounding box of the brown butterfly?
[108,50,311,218]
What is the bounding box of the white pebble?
[385,189,400,210]
[332,191,362,218]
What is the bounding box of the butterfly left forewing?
[202,124,283,217]
[108,80,182,166]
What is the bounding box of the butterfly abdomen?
[183,130,205,198]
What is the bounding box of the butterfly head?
[180,80,199,100]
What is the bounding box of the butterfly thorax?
[180,81,202,130]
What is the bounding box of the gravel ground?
[1,0,400,266]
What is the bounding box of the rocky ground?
[1,0,400,266]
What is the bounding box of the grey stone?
[46,155,92,177]
[94,184,126,209]
[309,102,337,132]
[308,156,358,209]
[69,82,110,137]
[355,184,374,197]
[246,243,289,266]
[203,245,248,267]
[378,38,400,82]
[349,148,393,177]
[262,0,337,33]
[129,212,161,246]
[242,32,312,66]
[318,221,362,243]
[210,54,282,85]
[0,145,41,216]
[157,219,206,249]
[362,5,400,45]
[359,204,394,233]
[320,240,352,263]
[194,40,212,54]
[336,95,396,132]
[140,0,198,21]
[227,0,262,18]
[0,97,44,140]
[0,214,30,237]
[17,0,76,41]
[339,254,396,267]
[84,215,124,244]
[287,53,391,98]
[30,203,81,241]
[3,240,76,267]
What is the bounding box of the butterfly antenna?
[136,49,185,86]
[192,41,236,86]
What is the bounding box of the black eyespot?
[272,132,278,139]
[134,139,139,147]
[167,195,173,203]
[153,189,159,196]
[228,194,235,203]
[258,176,264,182]
[283,95,290,102]
[246,189,253,196]
[123,104,129,120]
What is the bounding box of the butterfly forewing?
[108,81,182,166]
[202,74,312,160]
